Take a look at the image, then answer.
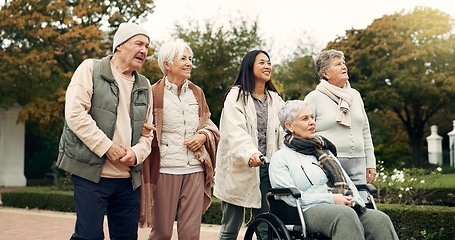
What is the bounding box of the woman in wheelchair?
[267,100,398,239]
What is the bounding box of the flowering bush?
[374,160,443,204]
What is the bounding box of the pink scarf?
[316,80,353,127]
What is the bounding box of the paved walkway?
[0,206,247,240]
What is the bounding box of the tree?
[141,42,163,84]
[173,18,263,125]
[0,0,155,133]
[0,0,155,180]
[274,38,321,101]
[274,54,319,101]
[326,7,455,167]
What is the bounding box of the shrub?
[379,204,455,240]
[376,187,455,206]
[374,161,455,205]
[1,188,75,212]
[202,197,222,224]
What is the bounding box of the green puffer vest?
[56,55,149,190]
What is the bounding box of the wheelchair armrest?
[269,187,301,198]
[355,184,377,194]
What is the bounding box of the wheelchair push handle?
[259,154,269,163]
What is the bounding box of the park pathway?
[0,206,247,240]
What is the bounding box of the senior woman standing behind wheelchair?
[304,49,377,201]
[269,100,398,239]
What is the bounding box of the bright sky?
[143,0,455,62]
[1,0,454,63]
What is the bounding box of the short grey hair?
[279,100,310,133]
[314,49,345,80]
[158,39,194,75]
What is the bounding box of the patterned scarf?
[283,134,352,196]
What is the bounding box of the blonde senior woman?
[269,100,398,239]
[305,49,377,201]
[139,39,220,240]
[214,50,285,240]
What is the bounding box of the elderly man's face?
[116,34,149,72]
[285,106,316,139]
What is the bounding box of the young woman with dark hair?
[214,50,285,240]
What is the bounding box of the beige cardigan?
[139,77,220,228]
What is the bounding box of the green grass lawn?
[419,174,455,188]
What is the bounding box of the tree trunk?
[410,136,423,167]
[408,126,425,168]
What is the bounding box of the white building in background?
[0,103,26,187]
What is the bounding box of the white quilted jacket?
[160,79,201,167]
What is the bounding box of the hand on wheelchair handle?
[248,153,264,167]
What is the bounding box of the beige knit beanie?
[112,22,150,52]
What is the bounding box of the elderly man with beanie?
[56,22,153,240]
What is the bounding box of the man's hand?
[106,143,127,163]
[183,133,207,151]
[248,153,264,167]
[119,147,137,167]
[141,123,156,138]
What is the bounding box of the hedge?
[1,188,75,212]
[379,204,455,240]
[2,189,455,239]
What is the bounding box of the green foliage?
[373,162,455,206]
[375,187,455,207]
[367,111,391,146]
[24,122,61,179]
[326,7,455,167]
[173,18,263,125]
[273,36,321,101]
[274,54,319,101]
[375,143,414,169]
[141,43,164,84]
[52,166,74,191]
[0,0,156,181]
[379,204,455,240]
[0,0,155,133]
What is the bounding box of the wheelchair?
[243,184,378,240]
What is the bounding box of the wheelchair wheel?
[244,213,292,240]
